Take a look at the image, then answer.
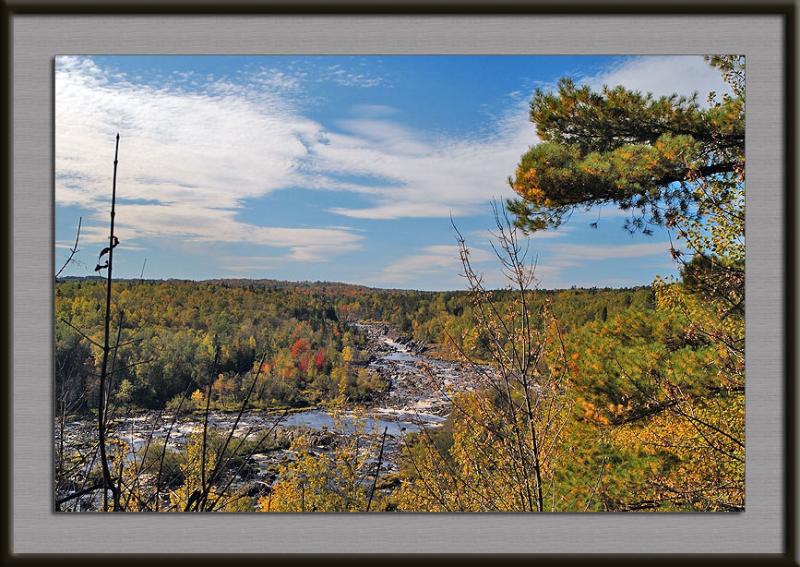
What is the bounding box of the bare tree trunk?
[97,134,120,511]
[415,204,569,513]
[199,345,219,501]
[366,427,388,512]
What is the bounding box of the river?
[56,322,486,509]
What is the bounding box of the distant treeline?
[55,278,653,413]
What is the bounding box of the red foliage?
[290,338,309,358]
[313,349,326,371]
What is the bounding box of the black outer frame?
[0,1,795,565]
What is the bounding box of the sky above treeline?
[55,55,729,291]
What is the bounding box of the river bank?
[56,321,486,510]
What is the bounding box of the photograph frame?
[3,0,797,562]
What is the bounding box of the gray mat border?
[11,14,785,555]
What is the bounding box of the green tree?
[506,55,745,511]
[508,56,744,236]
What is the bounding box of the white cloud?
[221,255,282,274]
[56,55,724,270]
[245,67,306,92]
[505,241,673,289]
[549,242,670,261]
[319,57,730,221]
[469,225,570,244]
[323,64,386,88]
[321,104,537,219]
[585,55,732,101]
[349,104,397,118]
[376,244,492,286]
[56,56,363,262]
[373,238,672,291]
[56,56,530,258]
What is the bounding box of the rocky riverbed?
[56,322,486,510]
[353,322,487,416]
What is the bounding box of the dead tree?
[55,216,82,279]
[95,133,121,511]
[399,204,571,512]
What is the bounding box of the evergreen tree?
[508,56,744,237]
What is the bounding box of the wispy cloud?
[321,56,729,221]
[375,244,492,287]
[585,55,732,101]
[349,104,397,118]
[373,238,665,290]
[221,255,283,274]
[58,55,540,238]
[323,64,386,88]
[468,225,571,245]
[549,242,670,261]
[504,241,674,289]
[322,104,537,219]
[56,55,712,281]
[56,56,363,262]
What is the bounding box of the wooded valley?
[54,55,744,513]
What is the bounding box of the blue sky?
[55,55,728,290]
